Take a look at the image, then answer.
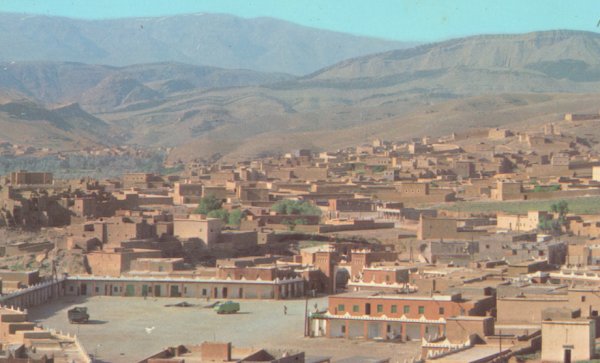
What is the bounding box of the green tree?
[282,219,297,231]
[194,195,223,215]
[550,200,569,226]
[537,215,556,233]
[294,218,308,226]
[271,199,321,216]
[207,208,229,223]
[551,200,568,216]
[533,184,560,192]
[228,209,243,226]
[538,201,569,235]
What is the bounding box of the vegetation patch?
[436,196,600,215]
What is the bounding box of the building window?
[95,287,100,293]
[377,304,383,313]
[353,305,359,313]
[341,325,346,334]
[582,296,586,302]
[202,289,207,296]
[391,305,397,313]
[338,304,345,312]
[403,305,410,314]
[114,287,119,292]
[418,306,425,314]
[439,307,445,315]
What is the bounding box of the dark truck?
[67,307,89,323]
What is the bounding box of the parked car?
[68,306,89,323]
[213,301,240,314]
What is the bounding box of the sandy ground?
[28,296,421,363]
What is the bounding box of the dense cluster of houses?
[4,119,600,361]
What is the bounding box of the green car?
[214,301,240,314]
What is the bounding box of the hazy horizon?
[1,0,599,42]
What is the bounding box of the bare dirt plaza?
[27,296,421,363]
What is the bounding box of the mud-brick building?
[310,291,493,341]
[542,318,596,362]
[9,171,53,185]
[64,274,305,300]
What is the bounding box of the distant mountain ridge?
[0,12,413,75]
[306,30,600,80]
[0,100,120,149]
[0,61,294,111]
[2,29,600,160]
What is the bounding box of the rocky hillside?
[294,30,600,94]
[2,30,600,160]
[0,61,294,108]
[0,99,121,148]
[309,30,600,78]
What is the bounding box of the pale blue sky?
[1,0,599,41]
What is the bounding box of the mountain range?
[1,14,600,160]
[0,12,412,75]
[0,99,119,149]
[0,61,294,112]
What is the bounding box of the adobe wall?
[201,342,231,361]
[445,317,494,343]
[496,297,568,324]
[328,295,482,320]
[293,167,328,181]
[64,276,304,300]
[541,320,594,362]
[361,269,408,284]
[0,279,65,310]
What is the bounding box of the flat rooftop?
[332,291,461,301]
[433,345,509,363]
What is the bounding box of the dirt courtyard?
[28,295,421,363]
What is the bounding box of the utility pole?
[52,260,57,282]
[304,294,309,337]
[499,329,502,355]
